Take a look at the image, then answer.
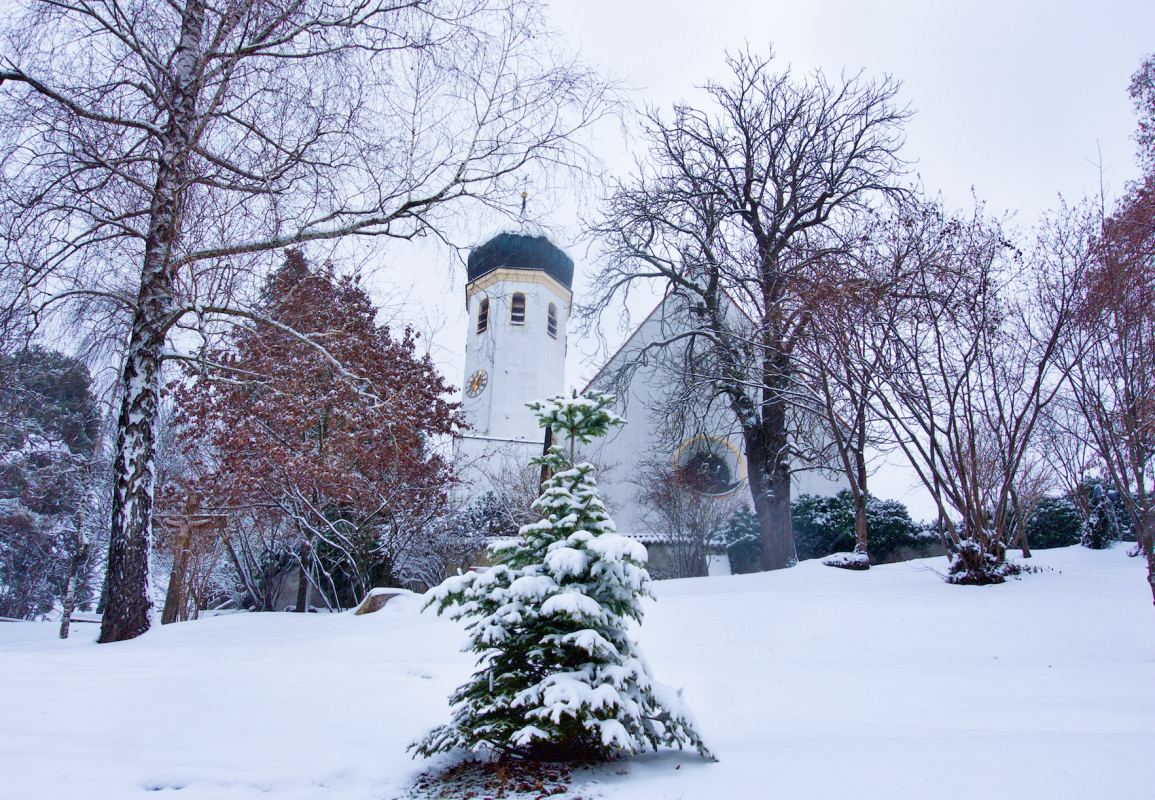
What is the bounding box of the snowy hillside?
[2,546,1152,799]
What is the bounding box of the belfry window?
[477,297,489,334]
[510,292,526,325]
[547,302,558,338]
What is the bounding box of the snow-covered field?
[2,545,1152,800]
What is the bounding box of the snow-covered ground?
[2,545,1152,799]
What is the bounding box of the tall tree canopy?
[0,0,610,640]
[587,48,909,570]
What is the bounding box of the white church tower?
[456,231,573,475]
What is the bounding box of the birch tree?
[0,0,610,641]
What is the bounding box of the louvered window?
[477,298,489,333]
[547,303,558,338]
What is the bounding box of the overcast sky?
[552,0,1149,219]
[386,0,1153,517]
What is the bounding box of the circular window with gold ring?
[673,435,743,496]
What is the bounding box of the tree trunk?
[161,528,190,625]
[853,448,869,558]
[100,335,165,642]
[1141,526,1155,609]
[99,0,206,643]
[60,470,94,639]
[747,447,797,570]
[1016,528,1032,559]
[743,381,797,571]
[295,544,310,613]
[58,542,88,639]
[853,492,869,557]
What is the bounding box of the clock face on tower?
[465,369,489,398]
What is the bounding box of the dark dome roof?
[467,232,574,289]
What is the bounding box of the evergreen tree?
[413,392,714,763]
[723,508,762,574]
[1025,496,1082,549]
[0,348,101,620]
[1081,481,1121,550]
[792,490,925,564]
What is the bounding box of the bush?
[1081,483,1121,550]
[722,508,761,573]
[792,493,855,561]
[945,536,1037,585]
[1073,477,1134,546]
[1024,496,1081,549]
[792,490,927,564]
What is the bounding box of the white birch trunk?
[100,0,206,643]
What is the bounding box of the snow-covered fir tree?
[1081,481,1121,550]
[413,391,714,763]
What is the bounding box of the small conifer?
[412,391,714,763]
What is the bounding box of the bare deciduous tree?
[586,48,910,571]
[634,460,740,579]
[796,207,920,565]
[873,200,1089,582]
[1062,182,1155,605]
[1,0,611,640]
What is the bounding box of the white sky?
[372,0,1153,519]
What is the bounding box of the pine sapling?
[411,391,714,763]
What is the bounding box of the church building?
[454,230,843,575]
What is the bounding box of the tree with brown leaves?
[1063,188,1155,604]
[173,250,461,610]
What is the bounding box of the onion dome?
[467,232,574,290]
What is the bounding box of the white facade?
[585,294,847,538]
[456,267,571,482]
[584,296,748,537]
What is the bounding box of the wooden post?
[539,426,554,488]
[159,494,225,624]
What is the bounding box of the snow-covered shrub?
[412,392,714,764]
[398,492,509,591]
[1024,496,1082,549]
[823,550,871,571]
[944,528,1039,585]
[1081,481,1121,550]
[791,492,855,561]
[722,507,761,574]
[946,534,1009,584]
[792,491,926,564]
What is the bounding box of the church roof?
[583,290,757,392]
[467,232,574,289]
